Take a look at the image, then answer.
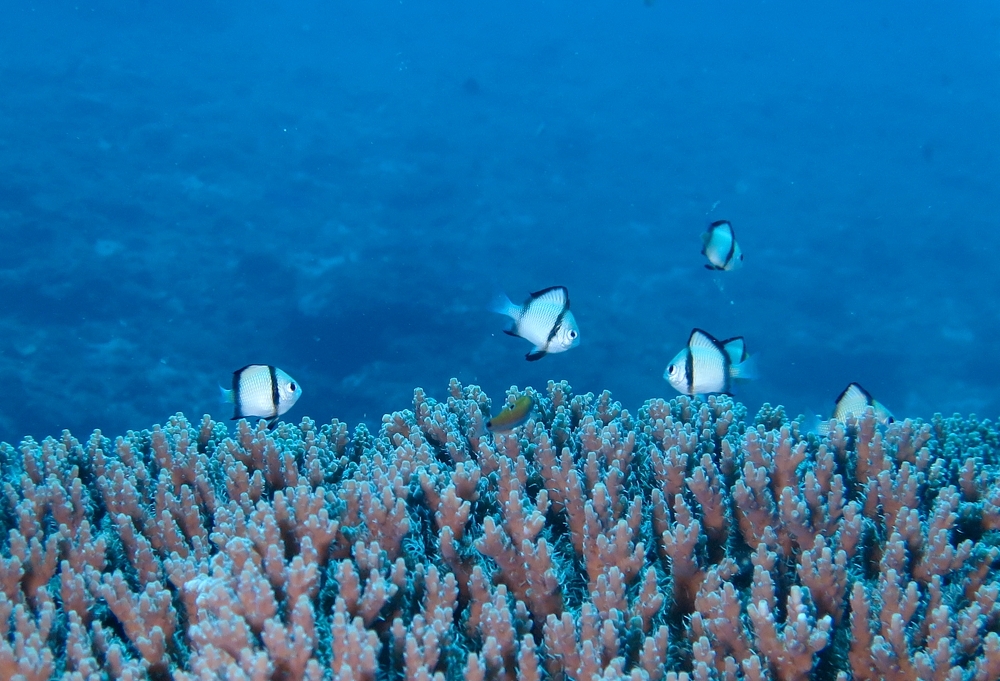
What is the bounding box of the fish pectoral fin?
[525,349,547,361]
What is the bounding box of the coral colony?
[2,379,1000,680]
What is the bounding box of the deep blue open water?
[0,1,997,443]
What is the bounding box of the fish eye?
[668,365,676,375]
[288,383,297,392]
[569,330,578,339]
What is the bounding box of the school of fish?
[233,219,889,432]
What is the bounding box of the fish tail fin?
[491,292,521,336]
[730,354,758,381]
[490,292,517,318]
[221,385,243,420]
[800,412,829,436]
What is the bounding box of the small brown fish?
[486,395,534,432]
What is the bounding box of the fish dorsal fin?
[234,364,259,378]
[709,219,732,233]
[837,382,872,405]
[833,382,873,419]
[720,336,747,364]
[528,286,569,310]
[688,328,720,352]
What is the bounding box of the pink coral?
[0,385,998,680]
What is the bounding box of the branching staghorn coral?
[1,379,1000,680]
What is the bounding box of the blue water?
[0,1,997,443]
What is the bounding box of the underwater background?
[0,0,997,444]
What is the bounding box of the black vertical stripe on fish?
[690,329,731,395]
[721,347,732,394]
[232,366,245,419]
[712,220,737,268]
[685,347,694,395]
[539,306,569,353]
[546,309,568,344]
[526,286,571,361]
[528,312,560,359]
[269,365,279,411]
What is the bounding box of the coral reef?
[1,379,1000,680]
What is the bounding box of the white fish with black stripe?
[701,220,743,271]
[664,328,756,396]
[492,286,580,361]
[811,382,894,435]
[220,364,302,428]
